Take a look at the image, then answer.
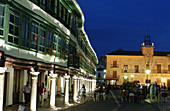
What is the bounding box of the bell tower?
[141,32,154,69]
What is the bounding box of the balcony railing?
[121,69,145,73]
[151,69,170,74]
[120,69,170,74]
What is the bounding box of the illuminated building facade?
[106,34,170,88]
[0,0,97,109]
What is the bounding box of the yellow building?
[106,34,170,88]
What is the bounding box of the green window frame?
[21,19,30,48]
[31,23,38,50]
[46,31,52,55]
[8,13,19,45]
[52,34,58,56]
[39,28,46,52]
[0,4,4,36]
[57,37,61,58]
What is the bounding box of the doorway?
[13,70,21,104]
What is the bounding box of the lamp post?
[131,74,134,82]
[146,69,151,83]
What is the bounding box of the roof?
[107,49,170,56]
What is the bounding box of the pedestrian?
[82,84,86,100]
[22,81,31,105]
[39,82,46,107]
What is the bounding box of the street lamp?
[131,74,134,82]
[146,69,151,83]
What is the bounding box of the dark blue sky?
[76,0,170,58]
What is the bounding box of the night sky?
[76,0,170,58]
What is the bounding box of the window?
[40,0,46,5]
[168,65,170,72]
[48,0,52,9]
[8,13,19,45]
[31,23,38,50]
[52,34,58,56]
[112,61,117,67]
[39,28,46,52]
[46,31,52,55]
[21,19,30,48]
[0,5,4,36]
[113,71,117,78]
[157,64,161,73]
[98,73,101,78]
[135,65,139,73]
[123,65,128,72]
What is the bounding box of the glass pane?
[31,34,34,41]
[0,5,4,16]
[26,42,29,47]
[22,20,25,28]
[15,26,19,36]
[26,22,29,30]
[8,35,13,42]
[32,25,34,32]
[26,32,29,40]
[0,17,3,27]
[14,38,18,44]
[9,24,14,34]
[22,29,25,38]
[0,29,3,35]
[21,40,25,46]
[31,43,34,48]
[15,17,19,26]
[10,14,14,23]
[35,27,38,34]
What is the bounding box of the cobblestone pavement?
[61,90,159,111]
[3,90,163,111]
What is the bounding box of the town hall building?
[106,34,170,88]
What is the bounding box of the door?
[3,72,7,107]
[13,70,20,104]
[167,79,170,88]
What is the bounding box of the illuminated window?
[135,65,139,73]
[123,65,128,72]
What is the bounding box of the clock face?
[146,52,151,57]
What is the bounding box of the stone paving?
[144,93,170,111]
[4,93,90,111]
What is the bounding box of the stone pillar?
[73,75,78,102]
[50,73,57,108]
[64,74,70,104]
[30,72,40,111]
[0,67,7,111]
[77,77,80,92]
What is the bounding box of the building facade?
[106,34,170,88]
[0,0,97,109]
[96,56,106,85]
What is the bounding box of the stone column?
[30,72,40,111]
[50,73,57,108]
[77,77,80,92]
[73,75,78,102]
[64,74,70,104]
[0,67,7,111]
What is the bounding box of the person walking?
[22,82,31,105]
[39,82,46,107]
[82,84,86,100]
